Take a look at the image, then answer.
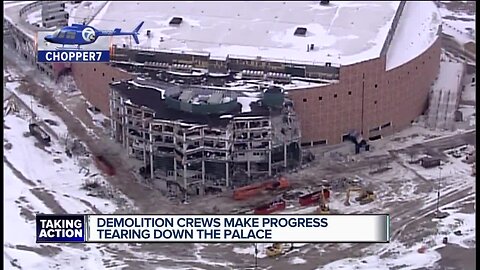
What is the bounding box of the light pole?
[436,166,443,215]
[253,243,258,269]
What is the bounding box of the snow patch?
[237,96,260,113]
[289,256,307,264]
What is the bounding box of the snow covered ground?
[438,1,476,44]
[320,195,475,270]
[229,120,476,269]
[3,73,136,269]
[3,114,130,269]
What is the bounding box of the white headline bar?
[86,215,389,243]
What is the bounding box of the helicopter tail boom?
[97,21,144,44]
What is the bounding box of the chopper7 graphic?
[44,21,144,49]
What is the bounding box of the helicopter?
[44,21,144,49]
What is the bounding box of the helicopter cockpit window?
[66,31,76,39]
[52,29,61,37]
[58,31,66,38]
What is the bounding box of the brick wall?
[289,38,442,145]
[71,63,133,113]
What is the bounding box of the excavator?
[266,243,296,257]
[345,187,375,206]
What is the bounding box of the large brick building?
[6,1,443,146]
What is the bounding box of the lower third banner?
[36,214,390,243]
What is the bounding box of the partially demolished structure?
[109,78,302,196]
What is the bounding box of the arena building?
[75,0,442,145]
[5,1,443,194]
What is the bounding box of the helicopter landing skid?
[55,46,83,51]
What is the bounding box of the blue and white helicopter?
[44,21,144,49]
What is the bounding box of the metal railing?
[19,1,44,18]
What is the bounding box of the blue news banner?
[36,215,86,243]
[37,50,110,63]
[37,214,390,243]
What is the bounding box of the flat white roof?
[89,1,401,66]
[385,1,442,70]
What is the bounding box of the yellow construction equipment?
[345,187,375,206]
[316,190,330,214]
[265,243,295,257]
[266,243,284,257]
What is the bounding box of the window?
[66,32,75,39]
[318,96,322,100]
[52,29,61,37]
[102,73,105,77]
[303,98,307,102]
[362,73,365,79]
[415,66,418,70]
[58,31,66,38]
[112,77,115,82]
[312,140,327,146]
[381,122,391,129]
[348,91,352,95]
[374,100,377,104]
[368,135,382,141]
[334,94,337,98]
[374,84,378,88]
[94,68,96,72]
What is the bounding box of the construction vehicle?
[266,243,295,257]
[253,199,286,214]
[345,187,375,206]
[316,189,330,214]
[299,188,330,206]
[29,123,51,145]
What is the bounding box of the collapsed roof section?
[110,79,291,127]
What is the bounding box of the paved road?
[395,130,476,158]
